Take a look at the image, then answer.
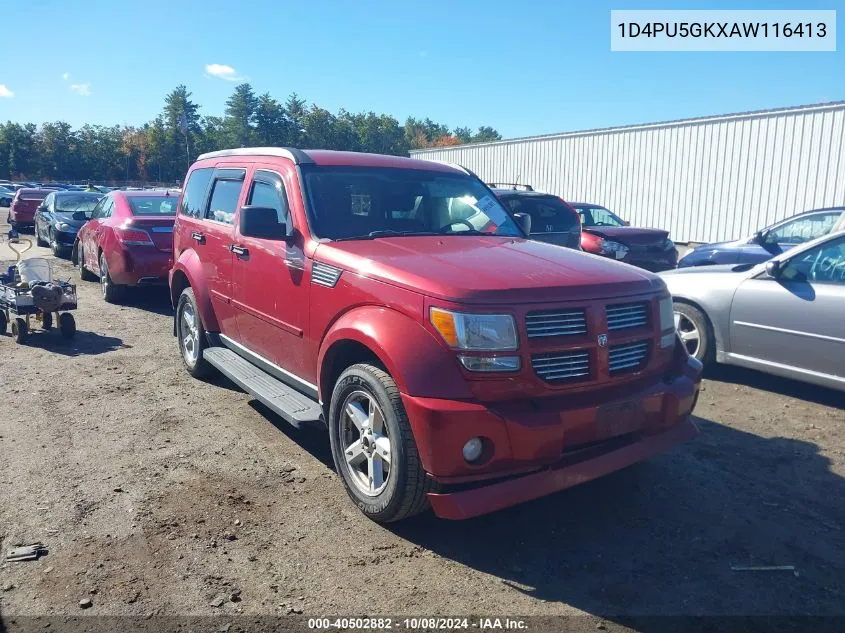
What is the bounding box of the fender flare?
[317,306,472,401]
[170,249,220,333]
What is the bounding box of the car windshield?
[572,204,626,227]
[301,166,522,240]
[127,195,178,216]
[55,193,103,213]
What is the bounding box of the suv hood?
[584,226,668,244]
[317,236,663,304]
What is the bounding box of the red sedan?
[74,190,178,302]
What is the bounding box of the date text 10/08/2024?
[308,618,528,630]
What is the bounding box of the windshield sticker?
[475,195,499,215]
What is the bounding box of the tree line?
[0,84,501,184]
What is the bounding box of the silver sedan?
[660,230,845,392]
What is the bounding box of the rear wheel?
[11,318,27,344]
[77,243,97,281]
[41,312,53,330]
[99,252,124,304]
[673,302,714,366]
[176,287,215,379]
[59,313,76,339]
[328,363,433,523]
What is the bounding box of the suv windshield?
[301,167,522,240]
[572,204,625,228]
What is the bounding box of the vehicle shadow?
[118,287,173,317]
[249,400,334,470]
[708,364,845,409]
[4,329,129,356]
[387,415,845,619]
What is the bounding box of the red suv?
[170,148,702,522]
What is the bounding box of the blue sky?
[0,0,842,139]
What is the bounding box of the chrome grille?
[608,341,649,374]
[311,262,342,288]
[606,302,648,331]
[531,350,590,383]
[525,309,587,338]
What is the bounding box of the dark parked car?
[34,191,104,257]
[678,207,845,268]
[569,203,677,272]
[0,185,14,207]
[491,185,581,250]
[75,190,178,302]
[168,147,701,523]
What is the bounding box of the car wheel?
[0,310,7,334]
[36,226,47,247]
[41,312,53,330]
[76,243,97,281]
[99,252,124,304]
[673,302,714,366]
[175,287,215,378]
[50,230,65,257]
[328,363,434,523]
[59,313,76,339]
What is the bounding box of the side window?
[781,236,845,284]
[591,207,615,225]
[206,179,243,225]
[101,198,114,218]
[90,197,106,219]
[247,173,291,227]
[43,193,53,211]
[767,213,840,246]
[179,167,214,219]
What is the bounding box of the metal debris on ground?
[6,542,48,562]
[731,564,797,573]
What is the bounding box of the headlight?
[57,222,72,232]
[659,296,675,348]
[430,308,518,351]
[663,238,675,251]
[598,238,629,260]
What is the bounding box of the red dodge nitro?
[170,148,702,522]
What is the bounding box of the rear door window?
[179,167,214,219]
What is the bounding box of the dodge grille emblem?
[597,334,608,347]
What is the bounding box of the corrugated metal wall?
[410,102,845,244]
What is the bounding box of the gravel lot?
[1,210,843,629]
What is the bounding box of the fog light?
[462,437,484,463]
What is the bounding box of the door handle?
[229,244,249,258]
[191,231,205,244]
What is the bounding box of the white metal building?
[410,102,845,244]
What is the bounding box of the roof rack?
[487,182,534,191]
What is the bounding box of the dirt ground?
[0,210,843,630]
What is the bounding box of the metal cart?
[0,272,78,344]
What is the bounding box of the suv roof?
[195,147,467,175]
[492,188,560,199]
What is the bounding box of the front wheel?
[50,230,66,258]
[328,363,433,523]
[12,318,27,344]
[0,310,7,334]
[59,313,76,339]
[673,302,715,366]
[36,227,47,247]
[175,287,215,379]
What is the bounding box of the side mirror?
[513,212,532,236]
[753,229,766,244]
[239,206,287,240]
[765,260,782,278]
[623,219,631,226]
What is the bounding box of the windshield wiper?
[333,230,440,242]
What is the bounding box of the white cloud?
[0,84,13,98]
[70,83,91,96]
[62,72,70,81]
[205,63,241,81]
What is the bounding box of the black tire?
[42,312,53,330]
[59,313,76,339]
[175,287,215,379]
[0,310,7,334]
[12,318,27,344]
[328,363,434,523]
[36,226,47,247]
[50,230,66,258]
[673,302,715,367]
[76,243,97,281]
[99,252,124,304]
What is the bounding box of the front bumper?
[402,354,702,519]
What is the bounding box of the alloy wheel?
[340,390,392,496]
[180,302,199,366]
[674,311,701,358]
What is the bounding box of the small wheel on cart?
[59,313,76,339]
[0,310,7,335]
[42,312,53,330]
[11,317,28,344]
